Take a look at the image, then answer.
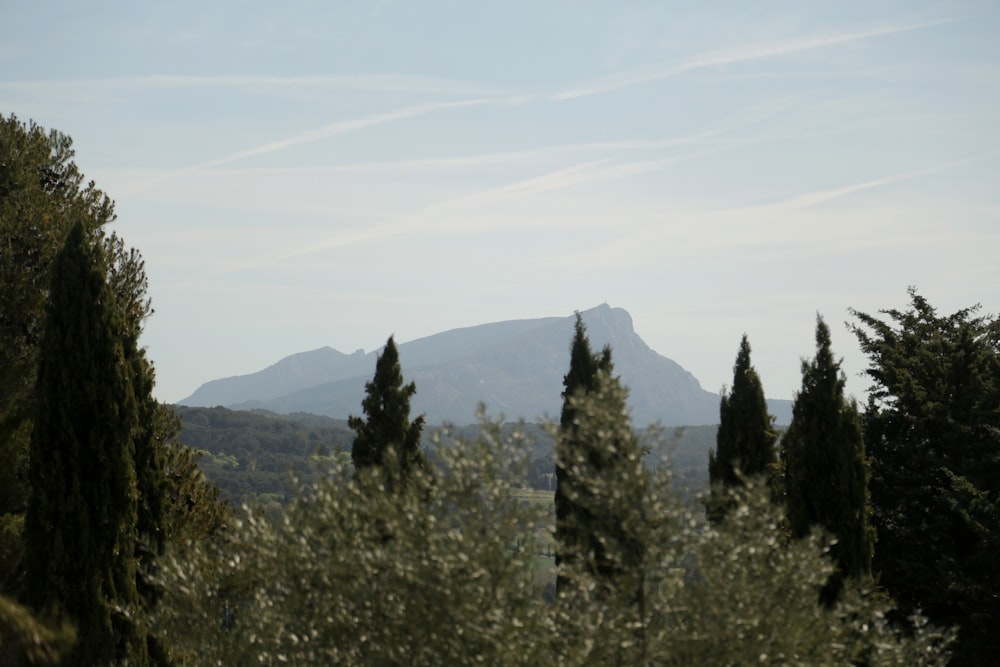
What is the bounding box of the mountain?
[179,305,793,426]
[181,346,373,407]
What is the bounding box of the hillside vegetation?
[173,405,716,505]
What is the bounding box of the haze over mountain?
[180,305,792,426]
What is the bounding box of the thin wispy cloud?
[766,154,989,211]
[119,98,495,194]
[120,100,796,275]
[553,18,957,100]
[195,99,494,169]
[192,157,675,273]
[419,158,674,211]
[593,156,993,265]
[121,93,792,200]
[198,129,728,177]
[0,73,501,97]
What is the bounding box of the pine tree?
[349,336,425,484]
[555,314,645,604]
[707,334,777,521]
[782,316,872,603]
[850,288,1000,664]
[24,222,149,665]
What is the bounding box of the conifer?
[707,334,776,521]
[850,288,1000,664]
[555,314,645,602]
[24,222,149,665]
[0,115,117,597]
[349,336,425,484]
[782,316,872,602]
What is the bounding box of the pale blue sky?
[3,1,998,409]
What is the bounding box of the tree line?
[705,299,1000,664]
[2,114,998,664]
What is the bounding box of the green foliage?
[349,335,426,483]
[153,407,953,666]
[24,222,148,665]
[553,314,648,600]
[172,405,353,504]
[143,404,230,661]
[153,418,549,666]
[176,406,715,501]
[0,115,116,439]
[850,288,1000,664]
[159,436,230,548]
[653,481,950,667]
[559,314,613,432]
[707,334,777,521]
[0,420,28,596]
[0,115,120,599]
[554,371,649,613]
[782,316,873,602]
[555,314,619,592]
[1,115,228,665]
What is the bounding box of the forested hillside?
[170,406,353,507]
[173,405,717,505]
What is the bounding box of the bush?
[152,407,953,666]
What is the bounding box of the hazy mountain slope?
[180,346,372,406]
[184,304,792,426]
[180,316,565,407]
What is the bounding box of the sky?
[2,1,998,409]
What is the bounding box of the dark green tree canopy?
[0,115,116,434]
[782,316,872,602]
[708,334,776,521]
[349,336,426,480]
[24,222,148,665]
[0,115,148,602]
[559,313,612,431]
[850,288,1000,664]
[556,314,609,582]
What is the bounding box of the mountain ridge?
[180,305,793,426]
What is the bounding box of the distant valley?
[180,304,793,427]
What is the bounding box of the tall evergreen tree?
[349,336,425,483]
[0,114,118,597]
[707,334,777,521]
[782,316,873,603]
[24,222,149,666]
[2,116,221,665]
[850,288,1000,665]
[555,314,645,605]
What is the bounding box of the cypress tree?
[555,314,645,601]
[24,222,148,665]
[782,316,872,603]
[0,115,117,598]
[130,352,171,665]
[349,336,425,484]
[707,334,777,521]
